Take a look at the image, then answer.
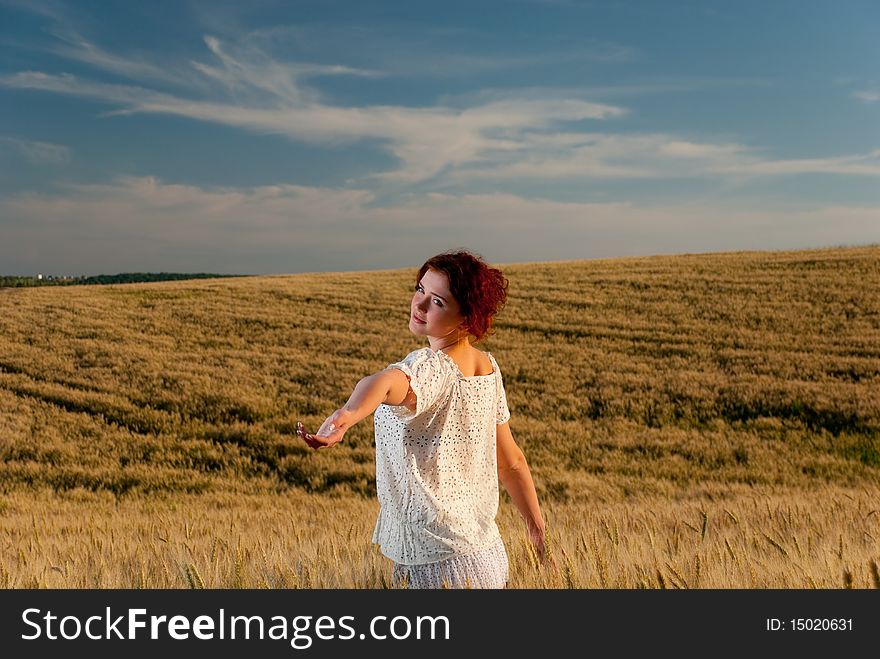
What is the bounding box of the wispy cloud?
[2,19,877,190]
[0,0,65,21]
[439,77,772,108]
[454,132,751,180]
[190,35,385,105]
[453,132,880,181]
[713,149,880,177]
[0,135,71,164]
[6,51,879,185]
[46,30,192,87]
[242,22,637,78]
[0,34,626,183]
[834,76,879,104]
[853,89,880,104]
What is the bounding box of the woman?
[296,249,548,588]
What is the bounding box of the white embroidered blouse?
[371,346,511,565]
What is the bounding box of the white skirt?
[392,537,509,589]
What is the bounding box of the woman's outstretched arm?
[297,368,410,449]
[496,421,550,564]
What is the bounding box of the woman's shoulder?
[409,346,443,361]
[396,346,496,378]
[457,347,496,377]
[474,348,495,372]
[393,346,449,371]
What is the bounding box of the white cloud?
[0,35,626,184]
[853,89,880,104]
[5,61,880,185]
[46,31,189,87]
[2,176,878,274]
[191,35,384,105]
[712,149,880,177]
[0,135,71,164]
[3,27,878,189]
[455,131,880,181]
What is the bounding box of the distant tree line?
[0,273,245,288]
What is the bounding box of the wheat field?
[1,245,879,588]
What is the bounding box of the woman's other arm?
[496,421,549,563]
[297,368,411,449]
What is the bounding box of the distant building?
[36,274,43,280]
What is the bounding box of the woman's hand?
[529,524,557,570]
[296,409,352,450]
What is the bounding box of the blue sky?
[1,0,878,275]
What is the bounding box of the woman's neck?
[428,336,470,354]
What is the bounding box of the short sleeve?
[494,360,511,425]
[384,348,453,422]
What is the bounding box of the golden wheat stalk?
[869,560,880,589]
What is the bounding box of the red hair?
[416,249,509,344]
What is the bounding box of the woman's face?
[409,268,467,340]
